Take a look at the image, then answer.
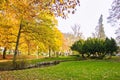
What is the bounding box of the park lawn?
[0,55,78,69]
[30,55,78,64]
[0,60,120,80]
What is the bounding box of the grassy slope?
[0,60,120,80]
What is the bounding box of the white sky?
[57,0,117,38]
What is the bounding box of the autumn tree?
[18,11,58,56]
[14,11,63,57]
[0,0,80,66]
[0,13,17,59]
[61,33,70,54]
[50,27,63,57]
[62,33,75,55]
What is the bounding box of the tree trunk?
[87,54,90,58]
[56,52,59,58]
[28,48,30,55]
[53,51,55,57]
[49,48,51,57]
[3,47,7,59]
[82,54,85,58]
[108,53,112,59]
[27,42,30,55]
[13,19,22,66]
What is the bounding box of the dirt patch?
[0,55,13,60]
[0,55,43,62]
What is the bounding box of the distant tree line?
[71,38,118,59]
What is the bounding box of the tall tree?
[0,14,17,59]
[0,0,80,65]
[108,0,120,44]
[95,14,106,39]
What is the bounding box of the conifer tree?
[95,14,106,39]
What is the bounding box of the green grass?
[0,55,78,69]
[0,60,120,80]
[29,56,78,64]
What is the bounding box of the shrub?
[71,38,118,59]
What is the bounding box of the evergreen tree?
[95,14,106,39]
[71,39,85,58]
[104,38,118,58]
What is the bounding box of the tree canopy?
[108,0,120,44]
[0,0,80,64]
[71,38,118,59]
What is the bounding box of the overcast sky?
[57,0,117,38]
